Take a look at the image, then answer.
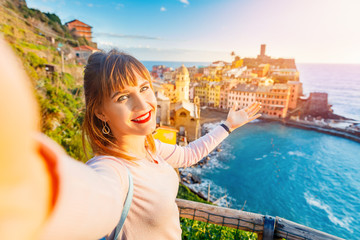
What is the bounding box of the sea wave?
[183,178,237,208]
[304,191,353,233]
[288,151,306,157]
[181,124,238,206]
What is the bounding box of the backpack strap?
[99,167,133,240]
[113,167,133,239]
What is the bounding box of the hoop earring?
[102,121,110,135]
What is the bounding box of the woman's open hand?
[224,102,262,131]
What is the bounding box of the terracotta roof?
[231,84,258,93]
[73,45,98,51]
[65,19,92,28]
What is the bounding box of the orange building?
[256,84,291,118]
[253,64,270,77]
[65,19,93,42]
[287,81,303,109]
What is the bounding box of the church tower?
[175,64,190,102]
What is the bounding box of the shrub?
[26,52,47,68]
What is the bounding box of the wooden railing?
[176,199,344,240]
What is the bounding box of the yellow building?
[153,126,178,145]
[194,82,207,106]
[201,75,221,82]
[194,81,221,107]
[171,99,201,142]
[175,65,190,102]
[231,57,243,69]
[207,82,221,108]
[161,83,177,103]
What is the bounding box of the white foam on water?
[271,151,282,155]
[184,178,237,208]
[288,151,306,157]
[304,191,353,233]
[202,121,222,133]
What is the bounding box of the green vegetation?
[177,184,257,240]
[19,4,67,36]
[1,24,14,36]
[0,1,89,162]
[19,40,53,51]
[181,218,257,240]
[37,77,87,161]
[177,184,211,204]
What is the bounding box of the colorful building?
[253,64,270,77]
[65,19,92,42]
[194,81,221,107]
[156,91,171,126]
[287,81,303,109]
[153,126,178,145]
[73,45,99,64]
[160,83,176,103]
[175,65,190,102]
[256,84,291,118]
[171,99,201,142]
[227,84,258,109]
[219,82,237,109]
[270,68,299,83]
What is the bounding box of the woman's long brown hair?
[82,49,156,160]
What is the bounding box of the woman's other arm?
[156,102,261,168]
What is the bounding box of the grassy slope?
[0,3,88,161]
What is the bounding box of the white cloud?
[95,32,161,40]
[116,3,124,10]
[160,7,166,12]
[179,0,189,5]
[87,3,93,7]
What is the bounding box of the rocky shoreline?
[262,117,360,143]
[200,107,360,143]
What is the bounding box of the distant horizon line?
[139,60,360,65]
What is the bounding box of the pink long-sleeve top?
[39,125,229,240]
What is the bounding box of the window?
[180,112,187,117]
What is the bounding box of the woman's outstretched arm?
[0,37,128,240]
[156,102,261,168]
[37,134,129,240]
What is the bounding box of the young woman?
[0,41,261,240]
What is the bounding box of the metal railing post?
[263,215,275,240]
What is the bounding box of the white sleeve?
[155,125,229,168]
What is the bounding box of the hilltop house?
[65,19,93,42]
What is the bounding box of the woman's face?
[97,73,157,139]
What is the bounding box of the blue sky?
[27,0,360,63]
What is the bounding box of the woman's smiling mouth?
[131,110,152,123]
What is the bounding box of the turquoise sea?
[184,121,360,239]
